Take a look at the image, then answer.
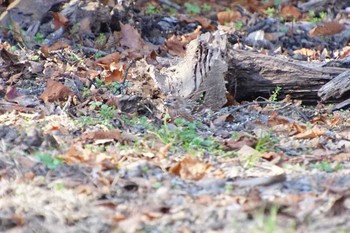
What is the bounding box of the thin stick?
[121,59,135,94]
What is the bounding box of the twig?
[158,0,181,10]
[80,46,108,56]
[121,59,135,94]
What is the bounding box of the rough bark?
[226,49,347,104]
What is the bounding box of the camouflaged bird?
[164,95,196,121]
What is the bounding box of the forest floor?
[1,0,350,232]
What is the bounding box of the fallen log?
[226,49,347,104]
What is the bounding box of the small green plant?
[244,152,261,168]
[311,161,343,173]
[265,7,277,17]
[53,182,65,191]
[224,184,234,194]
[152,182,163,189]
[166,6,178,16]
[94,52,103,59]
[89,101,103,110]
[202,3,211,13]
[224,7,233,13]
[184,3,201,15]
[34,33,45,43]
[93,78,131,95]
[9,45,17,52]
[30,55,40,61]
[109,81,122,94]
[255,134,275,153]
[89,101,116,120]
[82,87,90,98]
[95,77,104,87]
[145,3,159,15]
[264,205,279,233]
[97,33,105,46]
[35,152,63,170]
[307,10,327,23]
[273,0,282,6]
[319,12,327,21]
[149,116,218,152]
[70,54,79,62]
[235,21,244,30]
[100,104,116,120]
[269,86,282,102]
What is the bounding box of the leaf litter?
[0,0,350,232]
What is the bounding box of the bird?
[164,95,196,121]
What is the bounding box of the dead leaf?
[157,143,172,159]
[309,22,345,37]
[223,133,256,150]
[326,114,342,126]
[120,22,142,50]
[169,155,211,181]
[279,5,301,20]
[105,68,123,82]
[79,17,92,35]
[81,129,121,141]
[95,52,121,67]
[165,35,187,57]
[237,145,260,161]
[50,11,69,30]
[39,79,73,103]
[267,112,290,126]
[165,26,202,57]
[0,45,19,65]
[217,10,241,25]
[294,125,325,139]
[289,122,306,136]
[294,48,317,57]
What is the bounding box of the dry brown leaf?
[279,5,301,20]
[169,155,211,181]
[217,10,241,25]
[326,114,342,126]
[0,45,19,65]
[95,52,121,67]
[261,152,283,163]
[165,35,187,57]
[289,122,306,136]
[50,11,69,30]
[79,17,92,34]
[7,72,22,84]
[237,145,260,160]
[267,112,290,126]
[179,15,214,31]
[48,41,70,52]
[105,68,123,82]
[294,125,325,139]
[195,195,213,205]
[81,129,121,141]
[165,26,201,57]
[61,145,91,163]
[294,48,317,57]
[333,153,350,162]
[223,134,256,150]
[309,22,345,37]
[157,143,172,159]
[39,79,73,103]
[181,25,202,42]
[120,22,142,50]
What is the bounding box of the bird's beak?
[164,99,171,106]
